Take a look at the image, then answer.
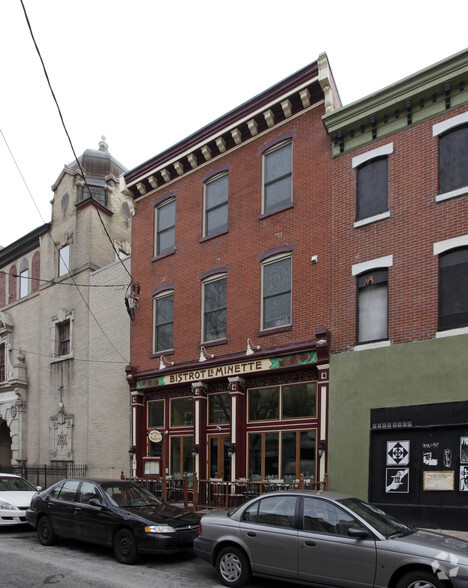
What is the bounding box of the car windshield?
[338,497,413,538]
[0,476,36,492]
[101,483,163,508]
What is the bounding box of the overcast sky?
[0,0,467,248]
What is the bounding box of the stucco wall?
[328,333,468,499]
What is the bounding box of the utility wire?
[7,345,129,365]
[19,0,133,283]
[0,269,128,289]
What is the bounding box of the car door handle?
[304,540,317,547]
[247,532,256,537]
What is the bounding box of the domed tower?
[49,137,132,277]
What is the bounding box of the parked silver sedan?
[194,490,468,588]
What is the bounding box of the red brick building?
[324,49,468,528]
[123,55,340,483]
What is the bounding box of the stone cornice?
[323,48,468,156]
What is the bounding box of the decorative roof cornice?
[123,55,339,199]
[323,48,468,157]
[0,223,51,266]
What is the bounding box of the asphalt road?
[0,525,286,588]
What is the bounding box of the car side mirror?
[347,526,370,539]
[89,498,106,508]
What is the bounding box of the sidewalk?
[423,529,468,541]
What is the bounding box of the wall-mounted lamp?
[246,338,261,356]
[128,445,136,454]
[159,355,174,370]
[227,444,236,458]
[192,444,200,457]
[317,439,327,458]
[199,346,214,362]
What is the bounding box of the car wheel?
[396,569,448,588]
[215,545,251,588]
[113,529,139,564]
[37,516,57,546]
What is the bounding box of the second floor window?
[262,256,291,330]
[203,276,227,342]
[155,199,175,256]
[356,156,388,221]
[204,173,228,237]
[19,258,29,299]
[439,247,468,331]
[57,321,71,356]
[154,292,174,352]
[357,269,388,344]
[263,141,292,213]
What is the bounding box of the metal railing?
[0,463,87,489]
[122,472,327,511]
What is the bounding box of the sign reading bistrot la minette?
[136,352,317,390]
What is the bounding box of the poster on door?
[385,468,409,493]
[387,441,410,466]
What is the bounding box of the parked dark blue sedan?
[26,478,200,564]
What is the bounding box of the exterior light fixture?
[158,355,174,370]
[192,444,200,457]
[199,346,214,362]
[246,338,261,356]
[318,439,327,458]
[227,444,236,457]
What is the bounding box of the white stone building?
[0,139,133,479]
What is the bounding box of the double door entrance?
[208,434,231,481]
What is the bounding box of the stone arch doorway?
[0,418,12,465]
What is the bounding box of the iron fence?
[0,463,87,489]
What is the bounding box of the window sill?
[201,338,228,348]
[50,353,73,363]
[151,249,176,262]
[259,202,294,220]
[436,186,468,203]
[150,350,174,360]
[258,324,293,336]
[436,327,468,338]
[199,229,229,243]
[354,211,390,228]
[354,340,390,351]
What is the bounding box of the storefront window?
[170,436,193,477]
[171,397,193,426]
[249,387,279,421]
[249,430,316,481]
[208,393,230,424]
[249,382,316,422]
[282,383,316,418]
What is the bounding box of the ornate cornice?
[122,57,338,199]
[323,48,468,156]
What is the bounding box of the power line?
[19,0,133,284]
[7,345,129,365]
[0,269,128,289]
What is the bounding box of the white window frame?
[434,234,468,338]
[261,254,292,331]
[262,141,293,214]
[201,274,227,343]
[433,112,468,202]
[203,173,229,237]
[154,198,176,257]
[352,255,393,350]
[153,291,174,353]
[19,268,29,299]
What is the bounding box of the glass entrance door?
[209,435,231,481]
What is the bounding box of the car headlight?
[145,524,175,534]
[0,500,17,510]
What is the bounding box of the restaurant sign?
[136,351,317,390]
